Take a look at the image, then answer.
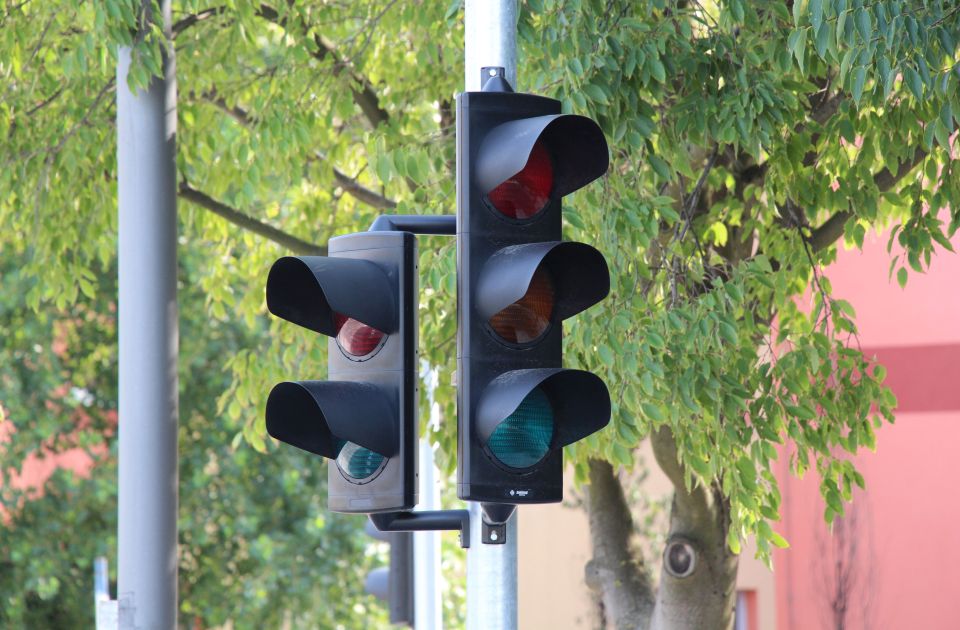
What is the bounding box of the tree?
[1,1,958,629]
[0,248,388,627]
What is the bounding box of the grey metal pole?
[466,503,518,630]
[464,0,518,91]
[414,439,442,630]
[116,1,179,627]
[464,6,519,627]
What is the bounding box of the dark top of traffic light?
[266,256,397,336]
[475,114,609,200]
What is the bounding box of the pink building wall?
[774,230,960,630]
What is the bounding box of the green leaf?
[648,56,666,83]
[649,155,672,181]
[640,371,655,396]
[641,402,665,422]
[727,527,742,554]
[855,8,871,41]
[852,66,866,104]
[565,209,585,229]
[905,66,924,100]
[769,531,790,548]
[612,442,633,466]
[941,101,954,132]
[809,0,823,31]
[736,456,757,490]
[787,28,806,70]
[597,344,614,366]
[897,266,908,288]
[647,331,666,348]
[584,83,609,105]
[814,21,830,58]
[718,321,739,345]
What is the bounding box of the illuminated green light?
[336,441,385,480]
[488,388,554,468]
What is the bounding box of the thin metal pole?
[464,0,518,92]
[414,439,443,630]
[465,2,518,627]
[116,1,179,627]
[466,503,518,630]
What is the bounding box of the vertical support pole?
[466,503,518,630]
[414,439,443,630]
[464,0,518,91]
[464,2,519,628]
[116,1,178,627]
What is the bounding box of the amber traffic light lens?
[489,267,555,344]
[487,140,554,220]
[334,313,386,357]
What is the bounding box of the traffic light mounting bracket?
[369,214,456,235]
[366,213,482,546]
[369,509,471,548]
[479,502,515,545]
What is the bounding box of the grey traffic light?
[265,231,418,513]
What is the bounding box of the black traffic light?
[364,521,414,626]
[456,71,612,504]
[265,231,418,513]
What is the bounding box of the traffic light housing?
[265,231,418,513]
[456,80,612,504]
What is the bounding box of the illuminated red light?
[489,268,555,344]
[334,313,386,357]
[487,141,554,220]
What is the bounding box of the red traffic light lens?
[487,140,554,220]
[489,267,554,344]
[334,313,386,357]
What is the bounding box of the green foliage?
[515,0,958,561]
[1,0,957,613]
[0,247,387,627]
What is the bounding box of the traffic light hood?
[266,256,397,336]
[265,381,398,458]
[476,241,610,323]
[476,368,611,451]
[475,114,609,199]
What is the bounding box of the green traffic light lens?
[336,440,386,480]
[488,388,554,469]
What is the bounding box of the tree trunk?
[650,427,739,630]
[584,428,739,630]
[585,459,654,629]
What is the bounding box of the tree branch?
[585,459,654,629]
[171,6,225,38]
[203,93,396,209]
[257,3,389,128]
[173,5,389,127]
[802,92,844,168]
[178,182,326,255]
[808,146,927,252]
